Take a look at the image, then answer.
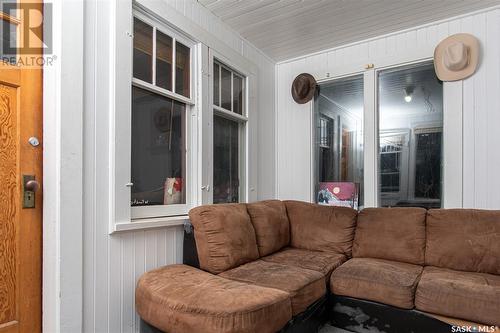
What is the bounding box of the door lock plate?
[23,175,36,208]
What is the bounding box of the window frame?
[408,125,443,202]
[203,49,250,205]
[129,9,198,220]
[111,1,260,232]
[313,58,454,208]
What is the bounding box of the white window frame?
[130,10,197,220]
[111,5,200,232]
[111,0,259,232]
[202,49,252,205]
[313,58,462,208]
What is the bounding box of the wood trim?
[0,12,21,25]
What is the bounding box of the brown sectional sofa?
[136,200,500,333]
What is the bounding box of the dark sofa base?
[140,293,454,333]
[329,295,452,333]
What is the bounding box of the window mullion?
[152,27,156,85]
[172,37,177,94]
[218,64,221,108]
[230,70,234,112]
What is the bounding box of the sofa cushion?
[330,258,423,309]
[247,200,290,256]
[219,260,326,315]
[426,209,500,275]
[352,207,426,265]
[284,200,357,256]
[136,265,292,333]
[189,204,259,274]
[415,266,500,326]
[262,247,346,283]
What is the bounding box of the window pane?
[213,115,239,204]
[213,62,220,106]
[378,62,443,208]
[221,66,231,111]
[314,75,364,209]
[1,20,16,62]
[233,74,244,115]
[131,87,186,206]
[133,18,153,83]
[415,131,442,199]
[156,30,172,90]
[175,41,190,98]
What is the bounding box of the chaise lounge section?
[136,200,500,333]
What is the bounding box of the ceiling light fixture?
[404,86,414,103]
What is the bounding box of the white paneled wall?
[276,8,500,209]
[82,1,275,332]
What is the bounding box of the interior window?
[155,30,173,90]
[131,87,186,206]
[213,116,239,203]
[314,75,364,209]
[131,16,193,211]
[133,18,153,83]
[212,60,247,203]
[377,62,443,208]
[175,41,190,98]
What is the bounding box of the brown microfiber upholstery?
[426,209,500,275]
[189,204,259,274]
[330,258,423,309]
[415,266,500,326]
[352,207,426,265]
[247,200,290,256]
[136,265,292,333]
[284,200,357,256]
[262,247,346,283]
[219,260,326,315]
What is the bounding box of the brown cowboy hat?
[291,73,318,104]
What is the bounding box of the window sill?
[111,215,189,234]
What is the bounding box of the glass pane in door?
[378,62,443,208]
[314,75,364,209]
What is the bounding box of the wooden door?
[0,1,43,332]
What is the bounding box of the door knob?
[25,179,40,192]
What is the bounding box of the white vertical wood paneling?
[276,9,500,210]
[83,0,276,332]
[442,81,463,208]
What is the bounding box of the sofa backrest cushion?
[284,200,357,256]
[353,207,426,265]
[426,209,500,274]
[247,200,290,256]
[189,204,259,274]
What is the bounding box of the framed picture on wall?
[317,182,359,210]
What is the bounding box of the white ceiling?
[198,0,500,61]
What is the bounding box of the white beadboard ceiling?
[198,0,500,61]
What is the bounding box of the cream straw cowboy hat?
[434,33,479,81]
